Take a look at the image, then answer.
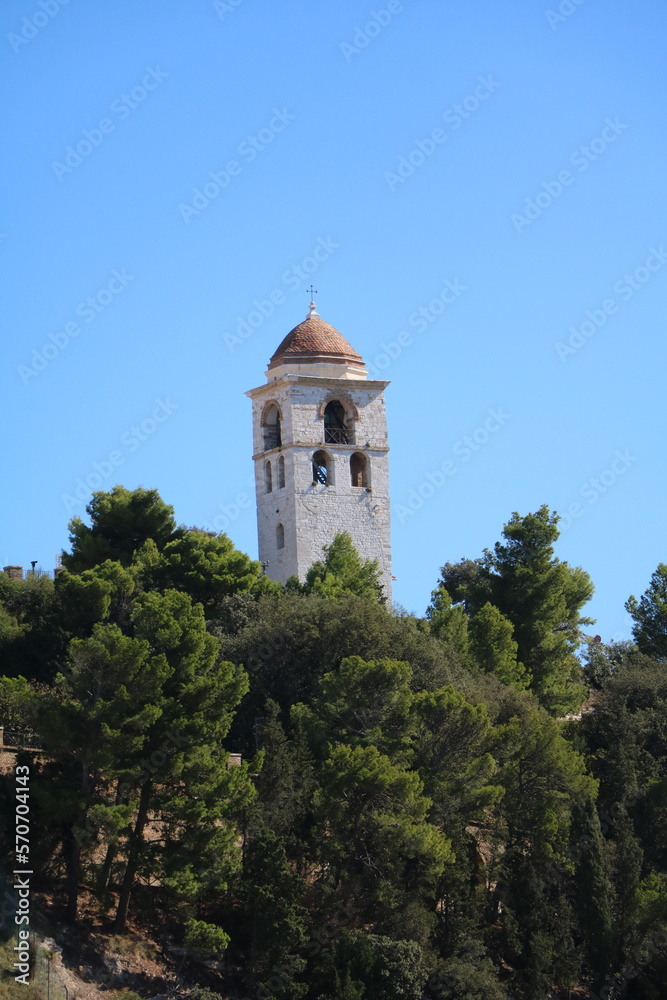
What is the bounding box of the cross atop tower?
[306,286,319,318]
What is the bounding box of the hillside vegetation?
[1,487,666,999]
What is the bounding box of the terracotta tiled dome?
[268,305,364,370]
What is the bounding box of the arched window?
[264,460,273,493]
[324,400,349,444]
[262,403,281,450]
[276,523,285,549]
[278,455,286,489]
[350,452,368,487]
[312,450,330,485]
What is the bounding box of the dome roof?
[268,304,364,371]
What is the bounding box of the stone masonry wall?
[249,374,392,602]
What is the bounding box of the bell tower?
[246,301,392,601]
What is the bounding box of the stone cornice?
[246,374,390,398]
[252,444,390,461]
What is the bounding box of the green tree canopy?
[294,532,385,602]
[30,587,255,934]
[293,655,414,761]
[493,698,596,996]
[626,562,667,660]
[0,571,64,682]
[238,821,308,999]
[426,586,469,661]
[436,506,594,714]
[219,592,459,754]
[495,697,596,859]
[577,650,667,812]
[468,602,529,690]
[312,743,453,918]
[148,529,276,617]
[409,685,501,822]
[316,931,429,1000]
[62,485,179,572]
[6,479,667,996]
[36,621,169,922]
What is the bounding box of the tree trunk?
[66,762,93,924]
[99,842,117,896]
[65,830,82,924]
[98,780,126,894]
[114,779,151,933]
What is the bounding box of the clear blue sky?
[3,0,666,642]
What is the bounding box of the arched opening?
[350,452,369,487]
[324,400,349,445]
[312,450,330,486]
[262,403,281,450]
[276,523,285,549]
[278,455,286,489]
[264,460,273,493]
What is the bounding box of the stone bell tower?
[246,301,392,601]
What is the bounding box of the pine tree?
[626,563,667,660]
[570,797,613,985]
[437,506,593,715]
[36,623,167,923]
[298,532,384,602]
[240,821,308,999]
[494,700,595,994]
[149,529,276,617]
[468,602,529,689]
[426,586,469,661]
[113,589,254,932]
[292,655,414,761]
[253,699,315,865]
[62,485,179,571]
[312,744,453,927]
